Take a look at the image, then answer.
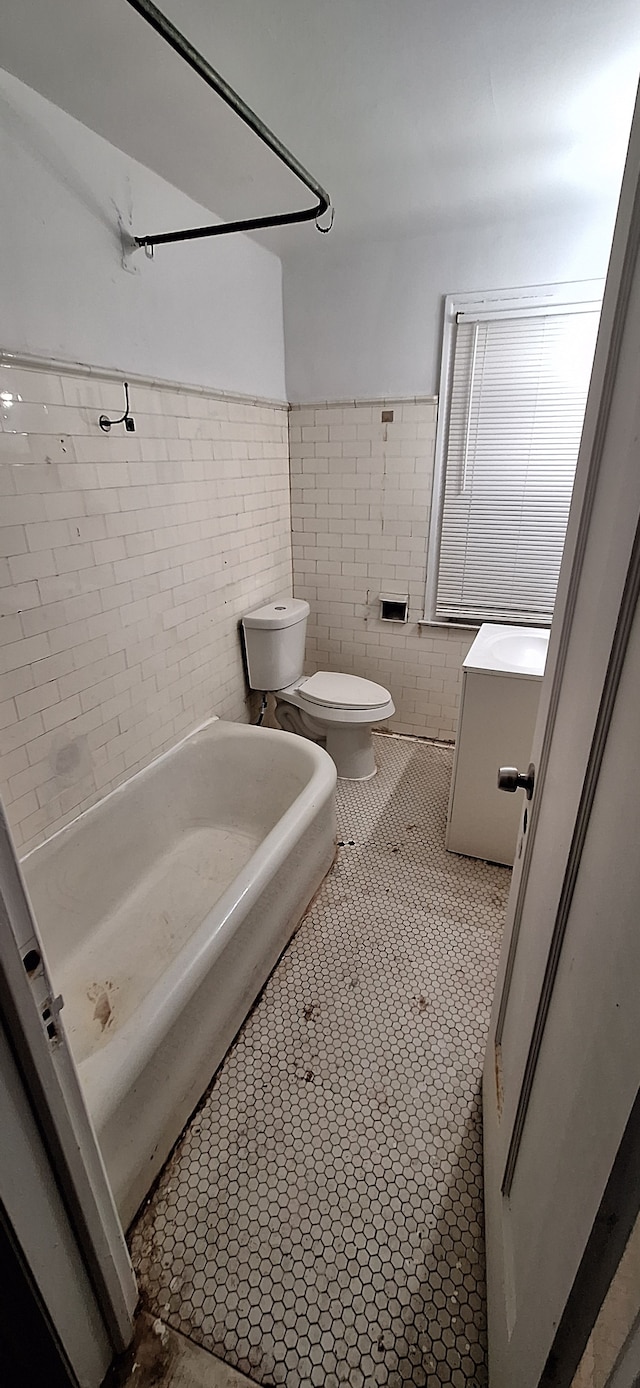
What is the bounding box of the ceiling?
[2,0,640,254]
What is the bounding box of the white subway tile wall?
[289,400,475,739]
[0,364,291,853]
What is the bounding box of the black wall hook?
[99,382,136,433]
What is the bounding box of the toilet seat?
[298,671,391,711]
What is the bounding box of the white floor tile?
[131,735,510,1388]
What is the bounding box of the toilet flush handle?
[497,763,535,799]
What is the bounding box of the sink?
[463,623,550,679]
[490,633,548,676]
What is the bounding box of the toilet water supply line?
[123,0,334,251]
[256,694,268,726]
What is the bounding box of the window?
[425,283,603,626]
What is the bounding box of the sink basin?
[491,633,549,675]
[463,623,550,678]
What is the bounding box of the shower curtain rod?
[124,0,333,250]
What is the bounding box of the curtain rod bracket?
[125,0,333,250]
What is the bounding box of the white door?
[483,87,640,1387]
[0,803,136,1385]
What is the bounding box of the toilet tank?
[242,598,310,691]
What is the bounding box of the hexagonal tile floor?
[131,734,510,1388]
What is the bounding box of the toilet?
[242,598,394,779]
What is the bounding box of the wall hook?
[99,382,136,433]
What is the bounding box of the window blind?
[435,308,600,624]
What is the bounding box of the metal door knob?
[497,763,535,799]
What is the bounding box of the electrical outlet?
[125,416,136,432]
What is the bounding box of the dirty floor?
[131,734,510,1388]
[109,1313,256,1388]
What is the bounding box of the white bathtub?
[21,718,337,1227]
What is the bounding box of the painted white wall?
[0,68,286,401]
[282,201,618,401]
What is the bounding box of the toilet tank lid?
[243,598,310,631]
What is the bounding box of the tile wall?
[289,400,475,739]
[0,362,291,854]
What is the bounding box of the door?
[0,802,137,1386]
[0,1196,77,1388]
[483,85,640,1388]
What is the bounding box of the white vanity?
[446,624,549,865]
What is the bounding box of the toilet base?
[274,700,378,780]
[326,725,377,780]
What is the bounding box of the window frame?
[424,280,604,627]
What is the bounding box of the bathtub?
[21,718,337,1227]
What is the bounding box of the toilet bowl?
[241,599,395,780]
[275,671,395,780]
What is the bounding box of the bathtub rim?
[21,718,337,1130]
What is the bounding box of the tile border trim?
[288,394,438,409]
[0,355,436,415]
[0,349,289,412]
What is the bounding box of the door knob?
[497,763,535,799]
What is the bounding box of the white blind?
[435,308,600,624]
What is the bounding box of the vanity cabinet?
[446,624,548,866]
